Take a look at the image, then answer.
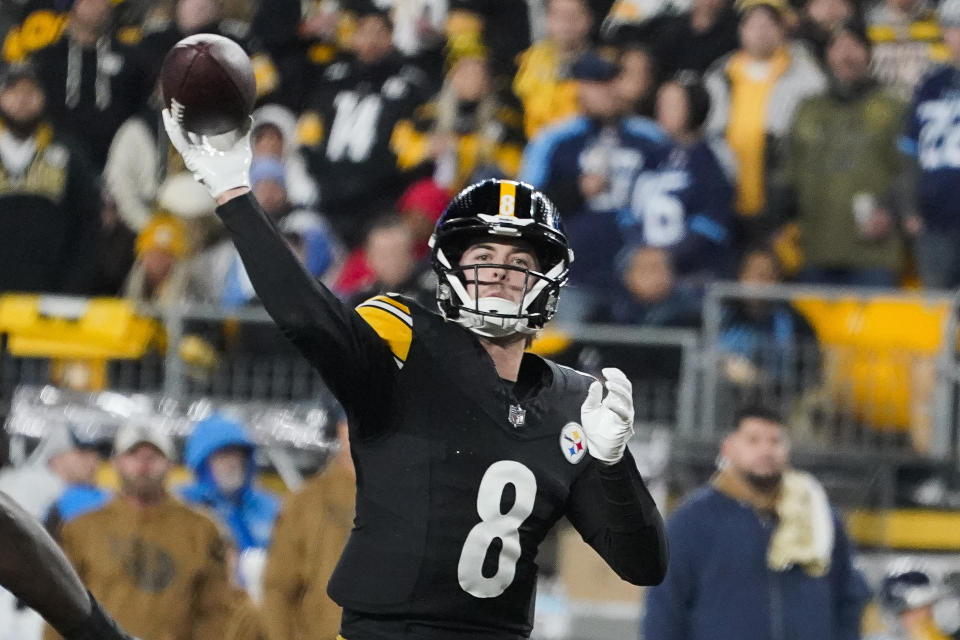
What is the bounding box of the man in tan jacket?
[262,418,355,640]
[45,423,244,640]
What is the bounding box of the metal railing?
[701,282,959,459]
[4,287,960,465]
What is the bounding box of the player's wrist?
[215,186,251,205]
[588,446,625,465]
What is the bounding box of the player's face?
[722,417,790,488]
[114,443,170,500]
[458,240,540,305]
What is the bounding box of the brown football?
[160,33,256,136]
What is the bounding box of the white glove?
[581,367,635,465]
[161,109,252,198]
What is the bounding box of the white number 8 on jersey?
[457,460,537,598]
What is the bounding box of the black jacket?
[0,123,101,294]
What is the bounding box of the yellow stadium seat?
[0,295,161,359]
[529,328,573,357]
[792,296,949,439]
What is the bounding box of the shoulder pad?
[355,295,414,368]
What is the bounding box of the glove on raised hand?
[161,108,252,198]
[580,367,635,465]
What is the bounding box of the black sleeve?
[64,592,136,640]
[565,448,668,586]
[0,492,91,635]
[216,193,398,435]
[43,504,64,543]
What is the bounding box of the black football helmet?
[428,179,573,337]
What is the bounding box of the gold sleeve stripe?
[371,294,411,318]
[355,299,413,365]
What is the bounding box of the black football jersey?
[216,194,667,639]
[303,53,430,209]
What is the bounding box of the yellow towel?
[768,470,834,576]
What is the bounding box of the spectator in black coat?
[0,63,101,294]
[30,0,151,171]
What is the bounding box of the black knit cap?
[0,61,40,91]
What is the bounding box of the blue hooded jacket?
[178,414,280,551]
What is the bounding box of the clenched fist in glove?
[162,109,252,198]
[581,367,635,465]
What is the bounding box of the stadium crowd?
[1,0,957,325]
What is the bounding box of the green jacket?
[784,81,907,272]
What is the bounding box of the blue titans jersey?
[901,65,960,231]
[520,116,668,217]
[519,116,668,288]
[621,139,736,278]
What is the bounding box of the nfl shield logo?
[508,404,526,428]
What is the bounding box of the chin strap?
[457,296,535,338]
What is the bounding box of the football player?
[0,491,136,640]
[163,110,668,639]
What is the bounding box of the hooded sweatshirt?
[178,414,280,553]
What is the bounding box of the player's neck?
[479,335,527,382]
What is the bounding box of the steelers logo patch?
[560,422,588,464]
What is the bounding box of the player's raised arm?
[566,368,668,585]
[0,491,137,640]
[161,110,398,417]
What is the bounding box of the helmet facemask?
[433,247,567,338]
[428,179,573,339]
